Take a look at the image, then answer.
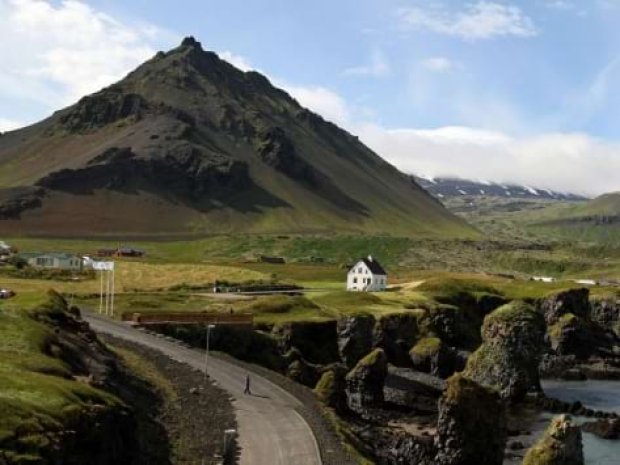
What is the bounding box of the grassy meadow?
[2,232,620,326]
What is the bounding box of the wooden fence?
[122,312,254,326]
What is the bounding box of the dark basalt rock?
[435,374,506,465]
[522,415,583,465]
[409,337,459,379]
[0,186,45,219]
[272,320,340,365]
[581,418,620,439]
[337,314,376,368]
[345,348,388,411]
[464,301,546,401]
[590,298,620,338]
[373,313,418,366]
[254,127,316,183]
[286,358,320,388]
[35,145,252,207]
[547,313,607,359]
[539,288,590,325]
[58,89,148,133]
[313,364,348,413]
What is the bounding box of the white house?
[347,255,387,292]
[21,252,83,271]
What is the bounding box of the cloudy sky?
[2,0,620,196]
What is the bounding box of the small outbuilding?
[21,252,83,271]
[347,255,387,292]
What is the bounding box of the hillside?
[413,175,585,201]
[529,192,620,244]
[0,37,474,239]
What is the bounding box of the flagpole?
[99,270,104,314]
[110,267,115,317]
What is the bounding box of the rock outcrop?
[581,418,620,439]
[314,365,348,413]
[540,289,590,325]
[522,415,583,465]
[435,374,506,465]
[373,313,418,366]
[590,298,620,338]
[337,314,376,368]
[345,348,388,411]
[547,314,601,359]
[409,337,458,379]
[464,301,546,401]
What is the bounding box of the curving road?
[85,314,322,465]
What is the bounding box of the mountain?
[413,176,586,201]
[0,37,475,238]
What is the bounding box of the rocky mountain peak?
[180,36,203,49]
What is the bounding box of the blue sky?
[2,0,620,195]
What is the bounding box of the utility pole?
[204,324,215,382]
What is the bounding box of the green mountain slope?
[0,37,475,238]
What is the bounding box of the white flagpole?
[105,270,111,316]
[110,268,115,317]
[99,270,104,314]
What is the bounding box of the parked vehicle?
[0,288,15,299]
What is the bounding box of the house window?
[353,277,357,284]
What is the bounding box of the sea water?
[542,380,620,465]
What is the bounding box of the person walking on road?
[244,373,252,395]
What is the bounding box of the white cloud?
[282,84,351,126]
[421,57,454,72]
[0,0,174,115]
[398,2,538,40]
[357,124,620,197]
[543,0,574,10]
[344,48,391,78]
[219,51,254,72]
[0,118,25,132]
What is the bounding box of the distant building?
[532,276,556,283]
[258,255,286,264]
[96,247,144,258]
[573,279,598,286]
[347,255,387,292]
[21,252,83,271]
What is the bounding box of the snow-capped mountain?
[413,175,587,201]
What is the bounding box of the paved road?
[85,313,322,465]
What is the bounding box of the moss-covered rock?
[435,374,506,465]
[522,415,583,465]
[590,298,620,338]
[464,301,546,401]
[287,359,320,388]
[337,314,376,368]
[373,313,418,366]
[313,365,348,413]
[345,348,388,411]
[409,337,457,379]
[539,288,590,325]
[548,313,612,359]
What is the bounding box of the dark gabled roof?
[349,256,387,275]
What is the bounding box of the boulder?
[435,374,506,465]
[464,301,546,401]
[345,348,388,411]
[590,298,620,338]
[286,359,320,387]
[540,289,590,325]
[581,418,620,439]
[373,313,418,366]
[314,365,348,413]
[409,337,457,379]
[522,415,583,465]
[272,320,340,364]
[547,314,599,359]
[337,314,376,368]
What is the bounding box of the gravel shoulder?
[104,335,237,465]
